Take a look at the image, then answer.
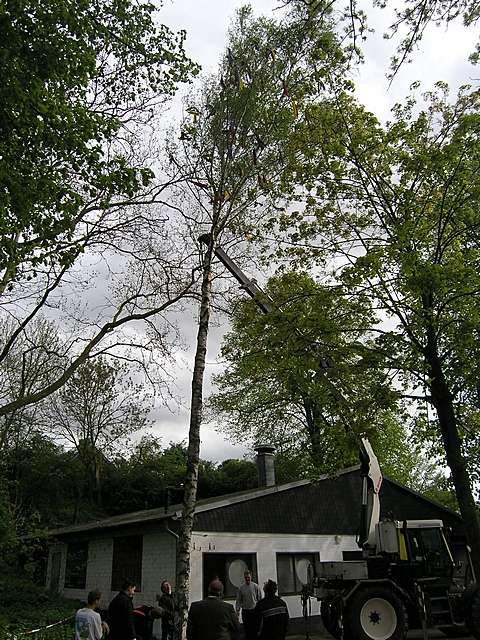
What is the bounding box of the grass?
[0,574,79,637]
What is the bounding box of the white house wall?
[190,530,357,620]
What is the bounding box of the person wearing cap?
[187,579,239,640]
[253,580,289,640]
[235,570,262,640]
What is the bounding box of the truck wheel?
[344,586,408,640]
[466,587,480,640]
[321,598,342,639]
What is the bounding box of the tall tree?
[46,358,150,508]
[0,0,199,418]
[168,4,350,633]
[209,270,416,480]
[273,82,480,572]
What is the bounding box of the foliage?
[271,81,480,567]
[198,458,258,496]
[0,574,78,634]
[1,432,85,529]
[0,0,198,283]
[0,489,15,549]
[210,270,415,476]
[0,0,199,423]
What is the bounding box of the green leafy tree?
[210,271,417,479]
[46,358,150,508]
[104,438,189,514]
[0,0,199,421]
[0,0,197,284]
[275,82,480,572]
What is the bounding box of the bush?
[0,574,79,634]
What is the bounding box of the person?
[187,579,239,640]
[108,578,137,640]
[253,579,289,640]
[235,570,262,640]
[157,580,175,640]
[133,604,163,640]
[75,589,109,640]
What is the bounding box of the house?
[46,446,463,635]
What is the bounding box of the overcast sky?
[144,0,479,463]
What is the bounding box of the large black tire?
[466,587,480,640]
[321,597,342,639]
[344,585,408,640]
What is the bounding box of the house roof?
[49,466,462,538]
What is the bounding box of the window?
[406,527,452,576]
[203,553,257,599]
[64,541,88,589]
[111,535,143,592]
[276,553,317,595]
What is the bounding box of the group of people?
[75,570,288,640]
[187,571,288,640]
[74,579,174,640]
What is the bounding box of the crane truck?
[201,235,480,640]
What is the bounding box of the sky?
[142,0,479,463]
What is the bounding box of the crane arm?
[199,234,273,314]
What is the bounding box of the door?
[50,551,62,593]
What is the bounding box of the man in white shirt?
[75,589,109,640]
[235,571,262,640]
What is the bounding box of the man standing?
[157,580,175,640]
[235,571,262,640]
[187,579,239,640]
[75,590,108,640]
[108,578,136,640]
[253,580,289,640]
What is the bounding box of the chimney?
[254,444,276,487]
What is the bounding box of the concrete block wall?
[54,530,176,612]
[141,530,176,604]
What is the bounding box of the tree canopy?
[267,81,480,572]
[209,270,416,478]
[0,0,197,283]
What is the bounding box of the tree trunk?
[302,395,324,469]
[94,458,102,507]
[425,325,480,576]
[175,235,215,639]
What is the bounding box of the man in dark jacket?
[108,579,137,640]
[253,580,289,640]
[187,579,239,640]
[157,580,175,640]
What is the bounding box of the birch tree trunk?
[175,234,215,639]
